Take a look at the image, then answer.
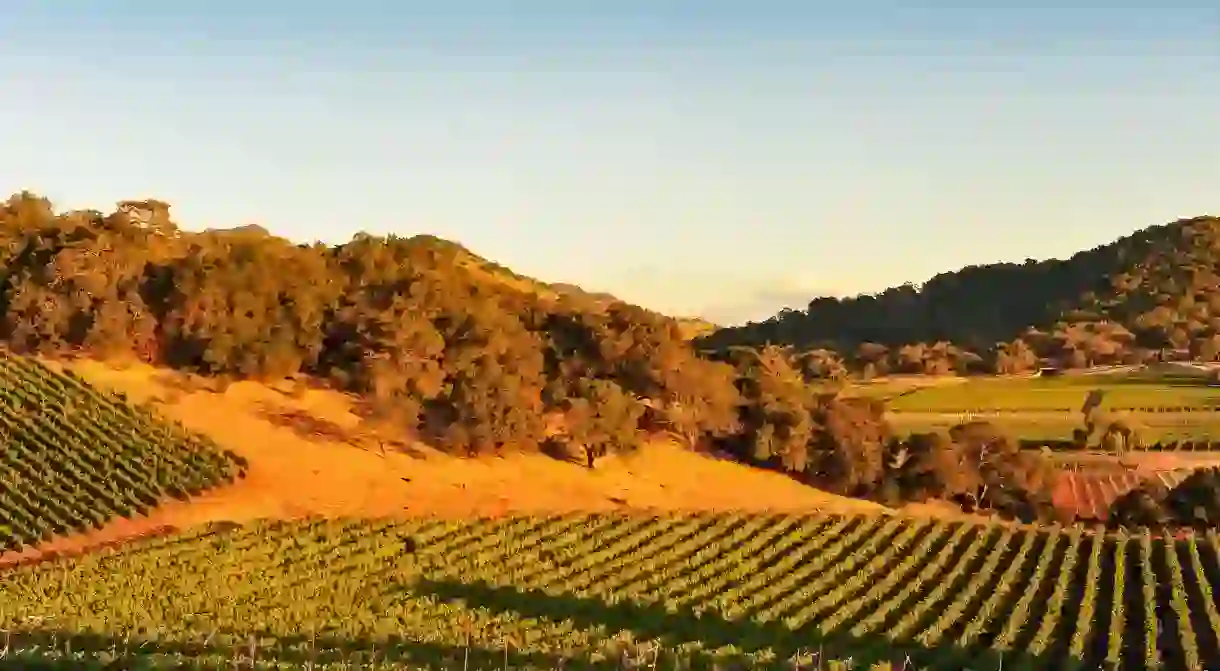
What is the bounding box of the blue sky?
[0,3,1216,324]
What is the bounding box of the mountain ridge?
[700,215,1220,375]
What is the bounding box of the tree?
[728,345,815,474]
[935,421,1057,517]
[1083,407,1145,456]
[563,379,644,468]
[808,395,889,496]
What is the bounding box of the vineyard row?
[1,513,1218,669]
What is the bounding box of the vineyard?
[1,513,1219,669]
[882,375,1220,444]
[1053,469,1195,521]
[0,353,246,550]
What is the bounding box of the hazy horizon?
[1,2,1216,325]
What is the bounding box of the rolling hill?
[0,191,753,462]
[700,215,1220,373]
[424,235,717,338]
[2,193,1220,669]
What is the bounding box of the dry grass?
[17,360,1216,566]
[5,359,890,563]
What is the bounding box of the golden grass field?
[0,358,887,567]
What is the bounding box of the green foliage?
[0,193,737,459]
[702,215,1220,376]
[0,353,244,550]
[0,514,1216,669]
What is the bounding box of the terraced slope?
[0,353,246,549]
[3,513,1219,669]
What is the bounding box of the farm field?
[862,371,1220,443]
[886,377,1220,413]
[886,413,1220,442]
[3,513,1220,670]
[0,353,245,550]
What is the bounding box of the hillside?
[0,353,242,550]
[0,358,889,568]
[701,215,1220,375]
[76,359,891,514]
[3,194,1220,669]
[0,191,1075,528]
[0,191,750,461]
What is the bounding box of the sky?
[0,3,1216,325]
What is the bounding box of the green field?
[887,378,1220,413]
[848,372,1220,441]
[2,513,1218,669]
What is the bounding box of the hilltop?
[701,215,1220,375]
[0,191,748,460]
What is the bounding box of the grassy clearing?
[1,513,1214,669]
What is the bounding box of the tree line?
[701,215,1220,377]
[1110,468,1220,530]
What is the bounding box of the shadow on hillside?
[4,580,1058,669]
[411,579,1052,669]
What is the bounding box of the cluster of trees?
[711,345,1062,521]
[1109,468,1220,530]
[0,192,744,463]
[702,215,1220,376]
[0,192,1071,520]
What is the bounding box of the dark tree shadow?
[412,578,1057,670]
[2,579,1064,669]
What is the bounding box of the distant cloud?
[598,264,839,327]
[696,288,831,326]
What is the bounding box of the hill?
[0,357,883,552]
[0,191,1075,525]
[4,193,1220,668]
[700,215,1220,375]
[0,191,750,460]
